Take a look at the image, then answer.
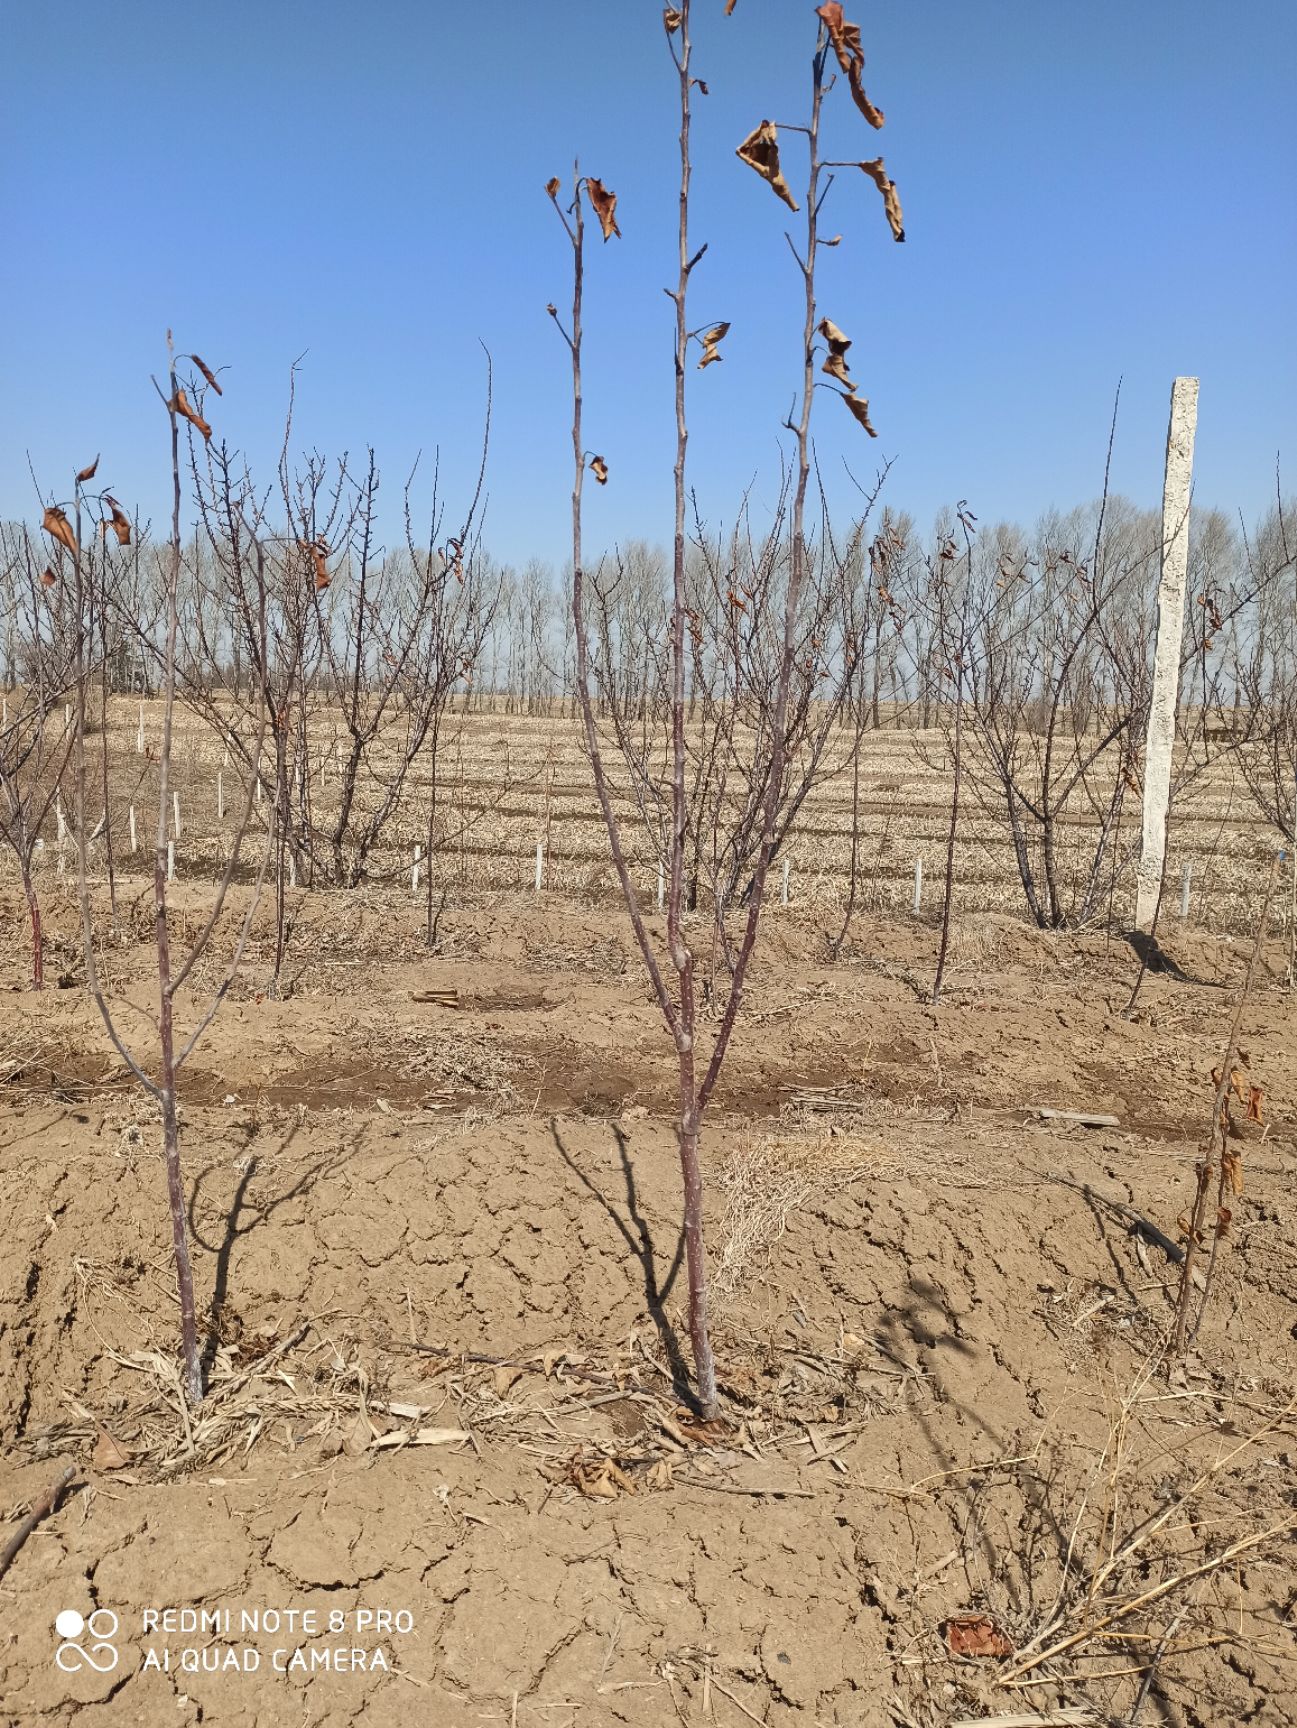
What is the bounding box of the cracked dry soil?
[1,891,1295,1727]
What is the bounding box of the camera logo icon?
[54,1608,120,1673]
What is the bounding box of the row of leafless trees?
[2,486,1293,982]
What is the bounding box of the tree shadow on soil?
[548,1117,694,1404]
[188,1124,357,1381]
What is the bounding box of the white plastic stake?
[173,792,182,838]
[137,703,145,753]
[1179,859,1193,920]
[412,845,422,893]
[913,857,923,914]
[129,805,137,854]
[781,857,790,907]
[535,841,544,892]
[657,862,665,910]
[217,771,224,821]
[167,840,175,882]
[64,702,71,729]
[255,776,263,807]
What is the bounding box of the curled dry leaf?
[42,506,77,555]
[585,178,621,241]
[725,0,738,13]
[300,537,330,590]
[698,320,731,368]
[190,353,223,395]
[545,176,560,199]
[737,120,799,211]
[859,158,905,241]
[816,3,885,128]
[693,78,709,96]
[819,316,853,387]
[92,1425,136,1472]
[589,454,609,485]
[76,455,100,484]
[40,567,57,588]
[105,496,131,546]
[841,392,877,436]
[171,388,212,442]
[664,7,682,31]
[943,1614,1013,1659]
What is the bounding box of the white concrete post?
[535,841,544,892]
[167,840,176,882]
[217,771,224,821]
[913,856,923,914]
[137,704,145,753]
[128,805,137,854]
[172,792,182,838]
[1136,377,1199,931]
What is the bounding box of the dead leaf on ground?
[737,120,799,212]
[43,506,78,555]
[816,3,885,128]
[841,392,878,436]
[698,321,731,368]
[585,178,621,241]
[171,388,212,442]
[858,157,905,241]
[567,1448,637,1500]
[590,454,609,485]
[943,1613,1013,1658]
[76,455,99,484]
[92,1425,136,1472]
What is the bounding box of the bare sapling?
[931,501,976,1004]
[1170,848,1282,1359]
[0,524,83,987]
[549,2,904,1414]
[73,336,270,1404]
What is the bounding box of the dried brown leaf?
[725,0,738,13]
[76,455,99,484]
[698,320,731,368]
[737,120,799,212]
[664,7,682,31]
[105,497,132,546]
[190,353,223,396]
[819,316,854,386]
[841,392,877,436]
[92,1426,135,1472]
[590,454,609,485]
[40,567,57,589]
[42,506,77,555]
[545,176,560,199]
[858,157,905,241]
[585,178,621,241]
[943,1613,1013,1658]
[816,3,885,128]
[171,388,212,442]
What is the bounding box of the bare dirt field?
[1,705,1295,1727]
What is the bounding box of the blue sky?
[1,1,1292,565]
